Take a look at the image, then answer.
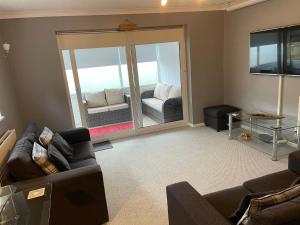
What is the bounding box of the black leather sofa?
[2,124,109,225]
[141,90,183,123]
[167,151,300,225]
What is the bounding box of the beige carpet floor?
[95,126,288,225]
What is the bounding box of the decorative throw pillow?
[32,142,59,175]
[160,84,172,101]
[48,144,71,171]
[154,83,163,100]
[85,91,107,108]
[154,83,171,101]
[168,86,181,99]
[238,185,300,225]
[7,137,46,181]
[230,191,277,224]
[39,127,54,146]
[51,133,74,160]
[105,88,124,105]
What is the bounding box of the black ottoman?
[204,105,240,132]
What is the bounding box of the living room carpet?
[95,126,288,225]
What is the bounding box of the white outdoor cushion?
[154,83,172,101]
[88,106,110,114]
[105,89,125,105]
[168,86,181,99]
[107,103,129,111]
[85,91,107,108]
[142,98,164,112]
[154,83,163,100]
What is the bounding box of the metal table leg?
[272,129,279,161]
[228,113,233,140]
[297,126,300,151]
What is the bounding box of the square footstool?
[204,105,240,132]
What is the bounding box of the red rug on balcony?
[89,121,133,137]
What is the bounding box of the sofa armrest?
[167,182,232,225]
[141,90,154,99]
[13,165,109,225]
[289,151,300,175]
[58,127,91,144]
[163,97,182,113]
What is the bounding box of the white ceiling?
[0,0,268,19]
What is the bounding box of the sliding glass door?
[135,42,183,128]
[57,28,188,141]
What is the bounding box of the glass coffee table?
[0,184,52,225]
[228,112,300,161]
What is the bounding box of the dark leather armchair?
[3,126,109,225]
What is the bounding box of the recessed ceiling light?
[161,0,167,6]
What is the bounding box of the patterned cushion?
[32,142,59,175]
[238,185,300,225]
[39,127,54,146]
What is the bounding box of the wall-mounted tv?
[250,25,300,76]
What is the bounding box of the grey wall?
[224,0,300,117]
[0,34,23,136]
[0,11,224,130]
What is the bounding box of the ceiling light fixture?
[161,0,167,6]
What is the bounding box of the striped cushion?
[32,142,59,175]
[39,127,54,146]
[238,185,300,225]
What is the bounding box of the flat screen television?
[250,25,300,76]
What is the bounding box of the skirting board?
[188,123,205,128]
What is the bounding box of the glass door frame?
[57,27,190,142]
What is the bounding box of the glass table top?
[230,112,299,131]
[0,183,52,225]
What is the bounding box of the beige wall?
[0,35,23,136]
[224,0,300,117]
[0,11,224,130]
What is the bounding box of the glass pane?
[62,50,82,128]
[136,42,183,127]
[74,47,133,137]
[250,30,282,74]
[286,27,300,75]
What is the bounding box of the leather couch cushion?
[204,186,250,218]
[8,137,45,181]
[85,91,107,108]
[243,170,298,193]
[70,158,98,169]
[48,144,71,171]
[22,123,42,143]
[51,133,74,160]
[70,141,95,162]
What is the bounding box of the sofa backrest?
[154,83,181,101]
